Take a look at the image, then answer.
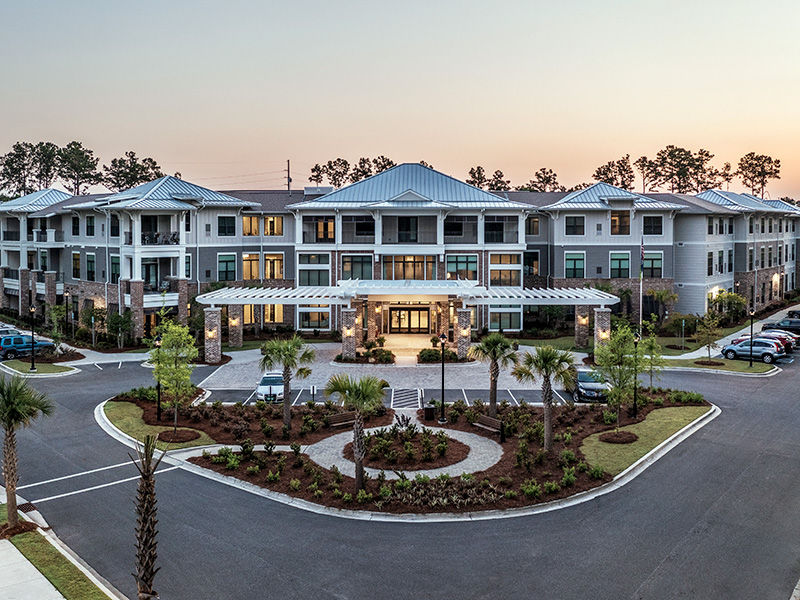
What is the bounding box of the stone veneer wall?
[551,277,676,323]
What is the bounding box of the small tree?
[259,335,314,430]
[108,310,134,349]
[594,323,643,423]
[696,312,721,363]
[151,319,197,434]
[130,434,165,600]
[468,333,518,417]
[641,334,666,390]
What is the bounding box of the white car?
[256,372,284,403]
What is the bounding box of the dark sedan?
[572,369,611,402]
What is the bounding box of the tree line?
[308,147,784,199]
[0,140,169,199]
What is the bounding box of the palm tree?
[647,289,679,325]
[259,335,314,430]
[617,287,633,315]
[324,374,385,491]
[0,376,53,530]
[512,346,575,453]
[130,435,164,600]
[468,333,518,417]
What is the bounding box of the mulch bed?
[599,430,638,444]
[694,360,725,366]
[196,354,232,366]
[342,435,470,470]
[157,429,200,443]
[0,521,38,539]
[38,350,85,363]
[187,390,708,514]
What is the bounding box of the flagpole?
[639,235,644,334]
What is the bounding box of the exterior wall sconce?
[461,328,470,337]
[375,306,381,314]
[344,327,354,337]
[598,329,610,341]
[229,317,239,327]
[577,315,589,326]
[206,328,217,339]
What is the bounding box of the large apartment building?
[0,163,797,339]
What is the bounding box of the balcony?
[3,268,18,280]
[34,230,64,243]
[3,231,20,242]
[124,231,180,245]
[382,216,437,245]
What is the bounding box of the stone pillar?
[44,271,57,315]
[129,279,145,340]
[594,307,612,349]
[456,308,471,360]
[204,307,222,364]
[366,301,378,340]
[177,278,189,325]
[18,268,30,316]
[228,304,243,348]
[341,308,356,360]
[574,305,590,349]
[0,269,6,310]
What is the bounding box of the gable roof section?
[760,198,800,214]
[645,193,738,215]
[540,182,684,211]
[0,189,71,213]
[100,176,258,209]
[287,163,528,210]
[696,190,785,213]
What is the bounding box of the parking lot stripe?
[462,389,470,406]
[507,389,519,406]
[245,390,256,404]
[17,461,140,490]
[553,390,568,405]
[94,363,102,370]
[31,466,180,504]
[118,361,122,369]
[292,389,304,406]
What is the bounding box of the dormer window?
[610,211,630,235]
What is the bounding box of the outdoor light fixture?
[29,305,36,373]
[344,326,354,337]
[632,332,641,418]
[749,308,755,367]
[206,328,217,339]
[439,332,448,424]
[229,317,239,327]
[375,306,381,314]
[461,327,469,337]
[599,329,610,341]
[577,314,589,326]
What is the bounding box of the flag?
[640,236,645,280]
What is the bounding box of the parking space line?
[94,363,103,370]
[245,390,256,404]
[118,361,122,369]
[553,390,568,405]
[507,389,519,406]
[31,466,180,504]
[292,389,304,405]
[17,460,140,490]
[462,389,470,406]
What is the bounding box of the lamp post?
[439,332,447,424]
[632,332,640,418]
[63,291,70,339]
[749,308,755,368]
[154,335,162,422]
[29,306,36,373]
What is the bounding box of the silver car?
[256,372,284,403]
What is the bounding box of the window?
[264,254,284,279]
[218,216,235,236]
[748,248,754,270]
[749,217,754,234]
[444,219,463,237]
[779,219,783,233]
[610,211,630,235]
[565,253,585,278]
[642,252,662,278]
[718,218,724,234]
[729,217,734,235]
[354,219,374,237]
[264,304,283,324]
[185,214,191,232]
[490,311,521,331]
[490,254,521,264]
[760,218,765,233]
[446,255,477,280]
[718,250,724,273]
[86,216,95,237]
[315,218,335,242]
[264,216,283,236]
[395,216,417,243]
[643,216,662,235]
[524,251,539,277]
[298,270,329,286]
[86,254,95,282]
[707,218,714,235]
[299,310,329,329]
[72,216,80,236]
[110,256,120,284]
[110,215,119,237]
[185,255,191,279]
[72,253,80,279]
[565,216,584,236]
[490,270,520,286]
[610,253,630,278]
[760,247,765,268]
[768,246,773,267]
[707,252,713,276]
[242,216,259,236]
[242,253,259,280]
[383,255,436,280]
[299,254,329,265]
[728,249,733,273]
[484,219,505,243]
[218,254,236,281]
[769,219,773,234]
[342,255,372,280]
[525,216,539,236]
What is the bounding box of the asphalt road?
[5,359,800,599]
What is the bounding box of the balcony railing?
[3,231,20,241]
[143,280,172,293]
[33,230,64,243]
[142,231,180,245]
[3,268,18,280]
[36,272,45,283]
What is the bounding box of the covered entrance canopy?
[195,280,619,362]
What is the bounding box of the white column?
[294,211,303,244]
[334,212,342,244]
[178,212,187,279]
[19,215,28,267]
[437,212,444,246]
[518,214,526,244]
[374,213,382,245]
[478,212,485,245]
[132,214,142,280]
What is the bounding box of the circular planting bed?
[694,360,725,367]
[598,430,638,444]
[157,429,201,443]
[342,428,470,470]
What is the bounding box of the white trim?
[216,251,237,282]
[564,250,586,279]
[85,251,96,282]
[609,250,631,279]
[262,250,285,280]
[444,253,479,281]
[241,251,260,282]
[340,252,373,281]
[297,251,331,287]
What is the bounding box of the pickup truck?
[0,335,55,359]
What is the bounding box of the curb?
[0,489,126,599]
[0,362,81,378]
[95,397,720,523]
[662,365,781,377]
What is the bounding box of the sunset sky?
[2,0,799,196]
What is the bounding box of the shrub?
[265,470,280,482]
[559,449,576,466]
[522,422,545,446]
[561,466,577,487]
[464,409,478,425]
[667,390,704,404]
[505,490,519,499]
[342,492,353,503]
[201,449,211,458]
[356,489,373,504]
[332,488,343,498]
[276,455,286,473]
[379,485,392,499]
[290,442,302,457]
[497,476,512,487]
[563,432,572,445]
[211,455,225,464]
[264,441,275,456]
[246,465,260,476]
[436,441,448,457]
[418,347,459,363]
[543,481,561,494]
[414,474,431,484]
[394,478,412,491]
[520,479,542,499]
[225,456,240,470]
[602,410,617,425]
[576,461,588,473]
[589,465,605,480]
[289,478,301,491]
[239,438,255,459]
[218,447,233,459]
[403,441,416,461]
[460,472,475,482]
[281,425,290,440]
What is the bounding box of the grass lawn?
[2,360,73,374]
[104,400,216,450]
[581,405,711,476]
[664,357,774,373]
[516,336,591,353]
[123,347,150,354]
[658,324,746,355]
[0,505,109,600]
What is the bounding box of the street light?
[29,306,36,373]
[63,291,70,338]
[632,332,640,418]
[749,308,755,368]
[438,332,448,424]
[154,335,162,422]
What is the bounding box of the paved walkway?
[0,539,65,599]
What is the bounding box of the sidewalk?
[0,539,65,599]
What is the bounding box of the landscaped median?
[663,357,775,373]
[0,505,109,600]
[1,359,77,375]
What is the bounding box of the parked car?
[786,310,800,319]
[571,369,611,402]
[722,338,786,363]
[255,372,284,403]
[731,332,794,353]
[762,319,800,335]
[0,328,21,337]
[0,335,55,359]
[764,328,800,342]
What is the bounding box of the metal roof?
[101,176,258,208]
[647,193,739,215]
[761,198,800,214]
[287,163,528,210]
[0,189,71,213]
[696,190,785,213]
[541,182,684,211]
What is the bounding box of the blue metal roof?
[696,190,785,213]
[541,182,684,211]
[102,176,258,208]
[287,163,527,210]
[0,189,71,213]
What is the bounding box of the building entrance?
[389,307,430,334]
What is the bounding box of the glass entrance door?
[389,307,430,334]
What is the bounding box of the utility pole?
[286,159,292,195]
